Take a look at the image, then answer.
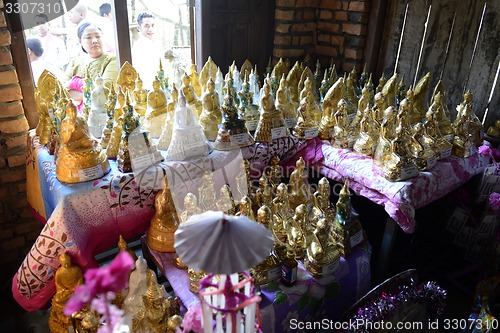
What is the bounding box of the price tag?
[267,266,281,282]
[444,134,454,143]
[230,132,251,145]
[271,127,287,139]
[440,148,452,159]
[350,230,364,248]
[245,119,259,132]
[401,165,418,179]
[184,141,208,158]
[285,118,297,128]
[78,165,104,182]
[304,128,318,139]
[322,259,340,277]
[426,155,437,169]
[132,154,155,171]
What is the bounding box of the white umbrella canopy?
[174,211,274,274]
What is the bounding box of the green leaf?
[274,291,287,305]
[298,294,310,310]
[326,282,340,298]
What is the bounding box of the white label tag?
[267,266,281,282]
[444,134,454,143]
[245,119,259,132]
[322,259,340,277]
[426,155,437,169]
[350,230,364,248]
[285,118,297,128]
[401,165,418,179]
[78,165,104,181]
[230,132,251,145]
[132,154,154,171]
[271,127,287,140]
[184,141,208,158]
[304,128,318,139]
[440,148,452,159]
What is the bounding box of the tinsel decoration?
[339,281,447,333]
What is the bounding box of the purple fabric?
[148,243,372,333]
[312,144,489,233]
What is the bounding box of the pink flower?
[490,192,500,212]
[478,145,492,157]
[182,304,204,333]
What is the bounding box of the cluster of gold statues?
[50,239,182,333]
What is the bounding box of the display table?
[14,130,321,311]
[312,144,490,233]
[144,241,372,333]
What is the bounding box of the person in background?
[98,2,116,54]
[131,12,165,90]
[51,1,89,58]
[64,22,118,107]
[26,38,65,86]
[34,14,69,71]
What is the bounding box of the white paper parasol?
[174,211,274,274]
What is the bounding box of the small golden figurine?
[345,70,359,109]
[383,124,419,181]
[214,85,255,150]
[423,100,453,160]
[240,59,253,80]
[286,61,303,109]
[116,61,138,93]
[100,83,117,149]
[266,155,282,191]
[251,205,282,285]
[412,72,431,122]
[288,157,312,210]
[105,85,126,159]
[293,91,320,139]
[146,176,181,252]
[452,91,481,157]
[199,78,222,141]
[157,84,179,151]
[433,91,454,142]
[376,73,386,94]
[236,195,255,221]
[133,75,148,116]
[333,180,366,257]
[287,204,308,259]
[181,193,202,222]
[199,56,218,93]
[350,85,372,132]
[310,177,335,228]
[189,63,202,97]
[181,72,203,119]
[373,106,397,167]
[217,184,236,215]
[405,86,424,125]
[382,73,398,108]
[118,235,138,262]
[319,77,344,140]
[144,77,169,138]
[411,123,437,171]
[36,71,66,146]
[255,174,273,209]
[331,99,351,148]
[276,75,297,129]
[56,100,109,183]
[305,218,341,278]
[198,170,218,211]
[272,183,293,245]
[49,252,84,333]
[353,105,379,156]
[238,75,260,132]
[254,81,289,142]
[299,67,317,103]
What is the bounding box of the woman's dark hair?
[26,38,44,57]
[77,22,103,53]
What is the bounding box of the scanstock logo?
[4,0,79,32]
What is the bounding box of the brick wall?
[273,0,371,73]
[0,0,41,287]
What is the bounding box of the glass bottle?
[281,247,298,287]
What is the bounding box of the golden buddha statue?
[198,170,217,211]
[189,63,202,97]
[181,72,202,119]
[373,106,397,167]
[319,70,331,102]
[382,73,398,107]
[353,105,379,156]
[49,252,84,333]
[199,78,222,141]
[345,70,359,107]
[266,155,282,191]
[350,85,372,132]
[376,73,386,94]
[383,124,419,181]
[199,56,218,93]
[276,75,297,129]
[461,91,483,147]
[271,58,287,86]
[288,157,312,210]
[157,84,179,150]
[145,78,169,138]
[70,308,99,333]
[423,100,452,160]
[287,204,308,259]
[405,86,424,125]
[116,61,137,93]
[238,75,260,132]
[106,85,126,159]
[256,174,273,209]
[36,70,65,145]
[254,81,289,142]
[286,61,303,108]
[251,205,281,285]
[413,72,431,121]
[214,85,254,150]
[272,183,293,243]
[134,274,181,333]
[146,176,181,252]
[217,184,236,215]
[240,59,253,81]
[452,101,476,158]
[333,180,366,256]
[88,75,109,139]
[100,83,117,149]
[372,92,387,123]
[331,99,351,148]
[134,75,148,116]
[299,67,317,103]
[328,62,338,86]
[56,100,109,183]
[433,91,453,141]
[294,91,320,139]
[305,218,341,278]
[310,177,335,228]
[318,77,344,140]
[412,123,437,171]
[188,267,207,294]
[181,193,201,222]
[237,195,255,220]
